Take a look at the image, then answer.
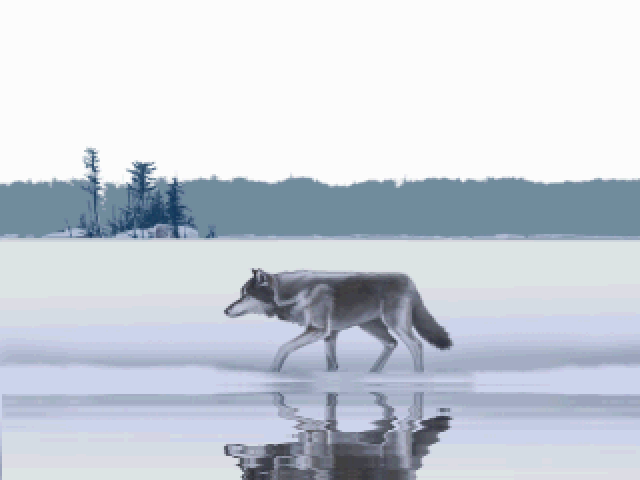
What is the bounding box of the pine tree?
[80,147,103,237]
[146,189,169,227]
[166,176,192,238]
[126,161,157,232]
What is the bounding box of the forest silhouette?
[1,175,639,238]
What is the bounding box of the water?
[1,239,640,478]
[3,391,640,479]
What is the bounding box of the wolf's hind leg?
[269,326,325,372]
[382,297,424,373]
[371,392,396,422]
[324,331,339,372]
[360,317,398,373]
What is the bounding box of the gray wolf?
[224,269,453,373]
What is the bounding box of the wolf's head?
[224,269,277,318]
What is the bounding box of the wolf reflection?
[225,392,451,479]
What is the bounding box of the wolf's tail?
[411,291,453,349]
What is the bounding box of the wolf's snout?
[224,301,240,317]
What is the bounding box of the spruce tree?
[126,161,157,232]
[166,176,192,238]
[80,147,103,237]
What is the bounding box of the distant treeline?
[1,177,639,237]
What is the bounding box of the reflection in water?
[225,392,451,479]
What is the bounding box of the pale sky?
[0,0,638,186]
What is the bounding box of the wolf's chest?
[287,305,307,325]
[282,309,304,326]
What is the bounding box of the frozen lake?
[3,391,640,479]
[1,239,640,478]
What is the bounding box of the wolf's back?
[411,291,453,349]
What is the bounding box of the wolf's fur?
[224,269,453,373]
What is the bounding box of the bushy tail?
[412,291,453,350]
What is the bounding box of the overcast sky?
[1,1,638,186]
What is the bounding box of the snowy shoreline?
[4,233,640,240]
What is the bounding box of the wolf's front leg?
[324,331,339,372]
[269,326,325,372]
[272,393,300,420]
[302,286,335,371]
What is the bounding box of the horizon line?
[2,175,640,188]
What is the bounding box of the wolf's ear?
[252,268,265,280]
[253,268,269,286]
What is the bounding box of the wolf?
[224,269,453,373]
